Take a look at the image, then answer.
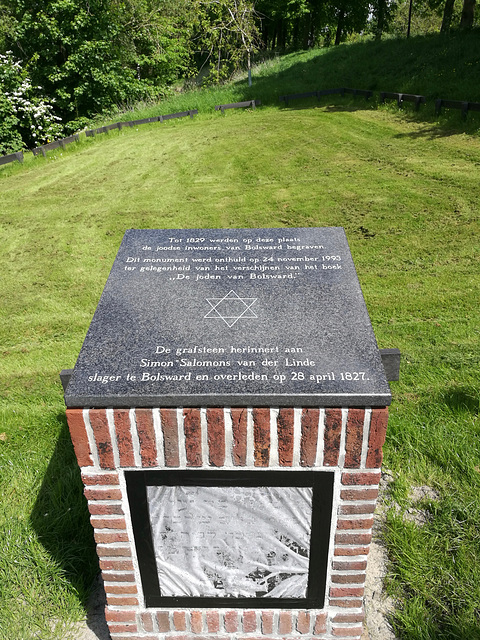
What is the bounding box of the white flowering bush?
[0,52,63,154]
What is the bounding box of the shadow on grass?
[30,416,101,620]
[228,32,480,140]
[440,386,479,415]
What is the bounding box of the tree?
[193,0,260,82]
[325,0,370,45]
[0,0,195,126]
[370,0,398,39]
[0,51,62,152]
[460,0,476,27]
[441,0,457,31]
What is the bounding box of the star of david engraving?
[204,290,258,327]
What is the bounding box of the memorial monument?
[65,227,392,640]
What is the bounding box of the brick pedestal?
[67,405,388,640]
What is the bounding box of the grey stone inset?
[64,227,391,408]
[147,485,312,598]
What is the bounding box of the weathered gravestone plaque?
[65,227,391,408]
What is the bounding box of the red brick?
[99,559,134,571]
[207,408,225,466]
[339,503,376,515]
[161,408,180,467]
[243,610,257,632]
[67,409,93,467]
[324,408,342,466]
[333,560,367,571]
[101,572,135,582]
[94,531,129,543]
[297,611,311,634]
[183,409,202,466]
[332,574,366,584]
[330,586,365,597]
[279,611,292,634]
[328,599,363,608]
[107,624,138,634]
[114,409,135,467]
[344,409,365,468]
[261,611,274,634]
[104,584,138,594]
[332,626,363,637]
[88,503,123,516]
[84,487,122,501]
[336,518,374,530]
[90,409,115,469]
[107,636,157,640]
[335,532,372,545]
[277,408,294,466]
[334,546,370,556]
[190,611,203,633]
[366,407,388,468]
[314,613,327,635]
[82,472,119,485]
[96,545,131,557]
[253,408,270,466]
[334,613,365,624]
[300,408,319,467]
[106,596,139,606]
[231,408,247,465]
[173,611,186,631]
[207,610,220,633]
[141,612,154,632]
[340,488,378,501]
[136,408,157,467]
[225,610,239,633]
[91,516,127,530]
[156,611,170,632]
[105,609,136,622]
[342,471,381,486]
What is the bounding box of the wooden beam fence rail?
[381,92,426,110]
[435,98,480,119]
[31,134,80,157]
[215,100,260,113]
[85,110,198,137]
[0,151,24,166]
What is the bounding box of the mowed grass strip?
[0,106,479,639]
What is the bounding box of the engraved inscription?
[146,486,313,598]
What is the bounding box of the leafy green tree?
[0,0,196,126]
[324,0,370,45]
[370,0,399,39]
[193,0,260,82]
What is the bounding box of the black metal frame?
[125,469,334,609]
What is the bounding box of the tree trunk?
[335,9,345,45]
[460,0,476,28]
[407,0,413,37]
[375,0,385,40]
[441,0,456,32]
[279,18,286,50]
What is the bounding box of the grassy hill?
[0,32,479,640]
[78,29,480,130]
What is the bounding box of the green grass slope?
[0,35,479,640]
[88,30,480,129]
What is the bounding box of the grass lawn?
[1,43,479,639]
